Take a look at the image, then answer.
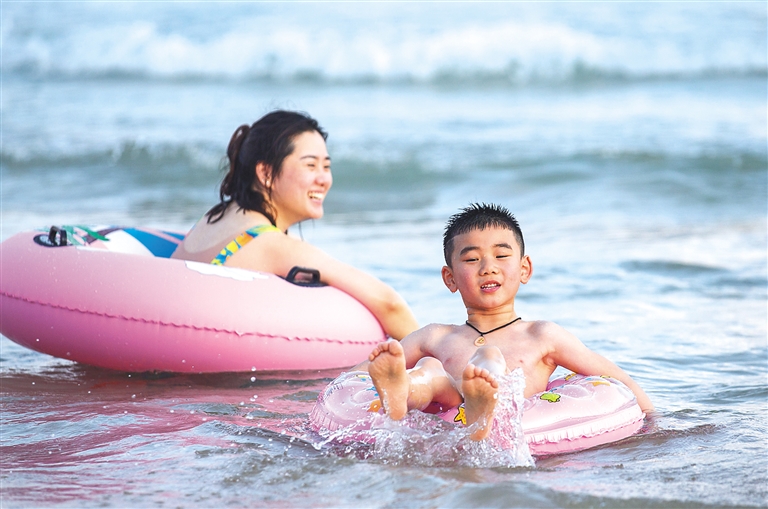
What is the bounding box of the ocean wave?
[0,141,222,174]
[3,5,765,87]
[4,142,765,179]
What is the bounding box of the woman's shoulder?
[173,207,277,262]
[225,220,325,276]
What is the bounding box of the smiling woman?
[171,110,418,340]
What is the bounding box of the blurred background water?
[1,2,766,507]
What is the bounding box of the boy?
[363,203,653,440]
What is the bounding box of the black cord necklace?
[465,317,521,346]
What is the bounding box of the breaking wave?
[3,4,765,86]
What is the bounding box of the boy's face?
[441,226,532,311]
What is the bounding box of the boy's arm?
[541,322,655,412]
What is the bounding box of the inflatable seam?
[524,406,644,445]
[0,291,381,345]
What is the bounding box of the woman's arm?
[230,232,419,340]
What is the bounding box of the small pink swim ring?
[310,371,645,456]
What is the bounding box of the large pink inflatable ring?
[0,226,387,373]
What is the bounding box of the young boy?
[363,203,653,440]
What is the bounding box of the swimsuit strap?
[211,224,281,266]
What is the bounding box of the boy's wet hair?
[443,203,525,266]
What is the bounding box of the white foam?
[3,4,765,82]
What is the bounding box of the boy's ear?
[520,255,533,284]
[441,266,458,293]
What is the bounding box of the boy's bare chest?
[431,333,546,380]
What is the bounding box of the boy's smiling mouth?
[481,281,501,291]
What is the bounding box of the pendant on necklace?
[466,317,522,348]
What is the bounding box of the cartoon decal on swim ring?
[539,392,561,403]
[453,405,467,425]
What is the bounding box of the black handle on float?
[49,226,68,246]
[34,226,70,247]
[285,266,325,286]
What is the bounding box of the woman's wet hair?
[206,110,328,224]
[443,203,525,266]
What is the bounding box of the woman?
[172,110,418,340]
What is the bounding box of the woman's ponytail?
[222,124,250,197]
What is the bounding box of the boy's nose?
[480,259,499,275]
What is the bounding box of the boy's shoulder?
[522,319,578,344]
[408,320,571,339]
[403,322,463,346]
[525,320,578,348]
[400,322,464,361]
[417,322,463,340]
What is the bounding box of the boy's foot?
[368,340,410,420]
[462,363,500,440]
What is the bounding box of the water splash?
[312,369,534,468]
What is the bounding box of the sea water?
[1,2,766,507]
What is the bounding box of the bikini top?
[211,224,281,266]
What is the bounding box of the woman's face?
[269,130,332,229]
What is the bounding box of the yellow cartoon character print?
[453,404,467,425]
